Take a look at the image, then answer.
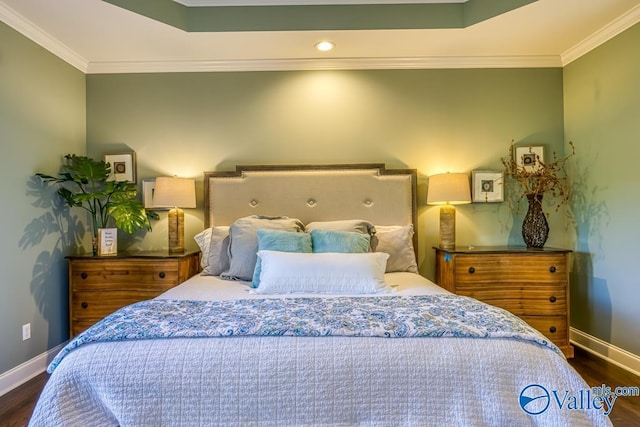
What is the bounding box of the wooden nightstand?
[67,250,200,337]
[434,246,574,358]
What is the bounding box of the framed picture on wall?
[471,170,504,203]
[515,145,544,172]
[142,178,170,210]
[104,152,136,183]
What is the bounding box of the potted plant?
[36,154,156,255]
[501,142,575,248]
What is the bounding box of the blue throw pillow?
[310,229,371,253]
[251,229,312,288]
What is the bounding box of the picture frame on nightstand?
[471,170,504,203]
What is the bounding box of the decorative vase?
[522,194,549,248]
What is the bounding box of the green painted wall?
[564,23,640,356]
[0,23,86,374]
[86,68,566,279]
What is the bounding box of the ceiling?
[1,0,639,74]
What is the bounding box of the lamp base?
[168,207,185,253]
[439,204,456,250]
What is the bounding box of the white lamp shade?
[427,173,471,205]
[153,177,196,208]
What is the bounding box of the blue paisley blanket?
[50,294,560,372]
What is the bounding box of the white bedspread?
[29,273,612,426]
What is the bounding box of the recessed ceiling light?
[315,41,335,52]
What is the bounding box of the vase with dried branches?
[501,141,575,248]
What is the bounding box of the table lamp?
[153,177,196,253]
[427,172,471,250]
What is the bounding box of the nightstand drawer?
[456,285,566,316]
[70,260,180,291]
[521,316,569,346]
[72,290,161,321]
[454,254,567,285]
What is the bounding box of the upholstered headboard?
[204,163,417,248]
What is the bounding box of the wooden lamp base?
[168,207,185,253]
[439,204,456,250]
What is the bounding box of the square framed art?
[515,145,544,172]
[472,170,504,203]
[104,152,136,183]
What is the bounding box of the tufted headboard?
[204,163,417,249]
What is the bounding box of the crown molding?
[562,3,640,66]
[0,2,88,72]
[87,55,561,74]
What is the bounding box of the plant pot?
[522,194,549,248]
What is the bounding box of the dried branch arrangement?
[501,141,575,214]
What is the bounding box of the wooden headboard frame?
[204,163,418,252]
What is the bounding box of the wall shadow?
[568,156,611,340]
[21,176,86,345]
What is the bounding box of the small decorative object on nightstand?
[434,246,574,358]
[67,250,200,337]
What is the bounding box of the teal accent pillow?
[251,229,312,288]
[310,229,371,253]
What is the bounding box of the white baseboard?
[0,343,66,397]
[570,327,640,378]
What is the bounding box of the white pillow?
[254,250,390,294]
[374,225,418,273]
[194,226,230,276]
[193,228,212,269]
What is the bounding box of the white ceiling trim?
[174,0,466,6]
[561,3,640,66]
[1,1,637,75]
[87,55,561,74]
[0,2,88,72]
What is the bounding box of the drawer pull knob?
[468,267,475,274]
[549,326,557,333]
[81,302,88,309]
[159,272,166,279]
[549,266,557,273]
[549,296,557,303]
[81,272,88,280]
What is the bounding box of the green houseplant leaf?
[36,154,153,246]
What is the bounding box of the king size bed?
[29,164,611,426]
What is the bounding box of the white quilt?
[29,273,612,426]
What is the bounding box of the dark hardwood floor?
[1,346,638,426]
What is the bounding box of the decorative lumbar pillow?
[221,215,305,281]
[251,229,312,288]
[310,229,370,253]
[201,226,231,276]
[374,225,418,273]
[254,250,390,294]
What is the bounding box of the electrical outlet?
[22,323,31,341]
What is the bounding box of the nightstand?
[434,246,574,358]
[67,250,200,337]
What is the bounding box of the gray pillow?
[374,225,418,273]
[221,215,304,281]
[201,227,230,276]
[306,219,377,250]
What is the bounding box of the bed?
[30,164,611,426]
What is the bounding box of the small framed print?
[515,145,544,172]
[142,178,170,210]
[97,228,118,256]
[104,152,136,183]
[472,170,504,203]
